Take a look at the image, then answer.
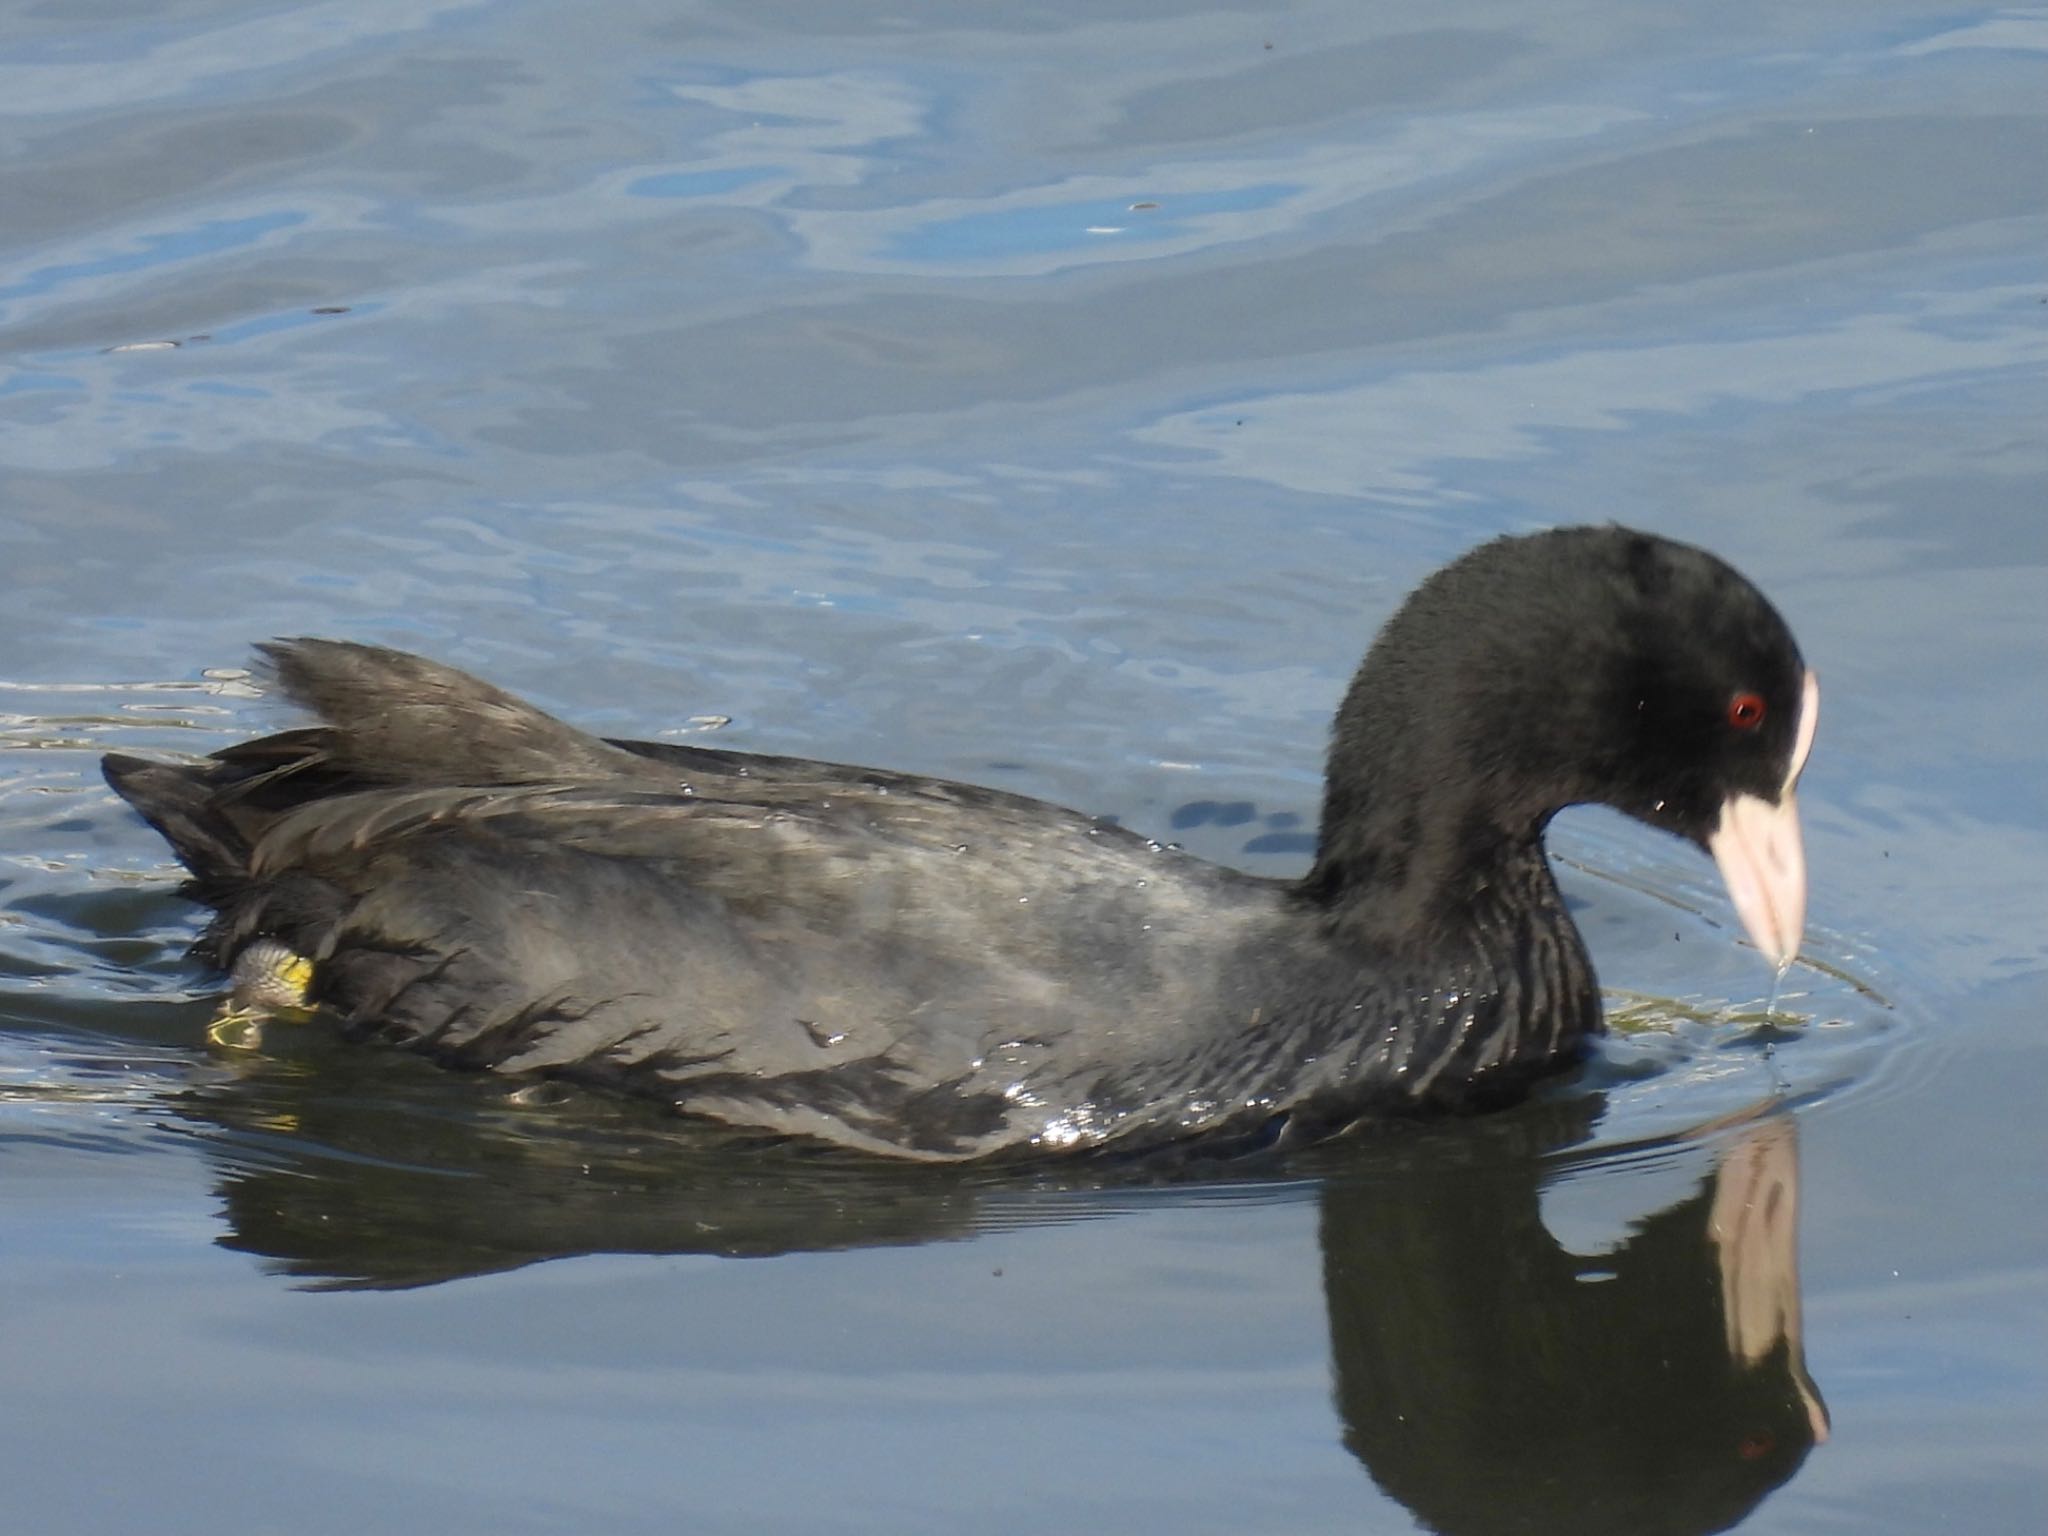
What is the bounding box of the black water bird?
[103,525,1817,1159]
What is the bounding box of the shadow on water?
[173,1035,1825,1536]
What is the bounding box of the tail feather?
[102,752,250,891]
[257,639,642,786]
[106,641,675,971]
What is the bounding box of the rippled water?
[3,2,2044,1532]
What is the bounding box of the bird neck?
[1292,821,1600,1112]
[1304,766,1560,951]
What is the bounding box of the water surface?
[3,2,2044,1531]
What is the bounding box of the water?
[3,2,2044,1530]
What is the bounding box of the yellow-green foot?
[208,938,317,1048]
[230,937,314,1011]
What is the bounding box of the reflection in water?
[1323,1109,1825,1536]
[178,1060,1823,1534]
[1711,1117,1828,1446]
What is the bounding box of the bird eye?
[1727,692,1766,730]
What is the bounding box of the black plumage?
[103,525,1815,1159]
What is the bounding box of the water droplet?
[509,1081,572,1107]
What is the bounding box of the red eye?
[1728,692,1767,730]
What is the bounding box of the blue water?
[3,2,2044,1531]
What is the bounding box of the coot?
[104,525,1816,1159]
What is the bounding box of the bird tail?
[102,751,250,892]
[253,638,636,785]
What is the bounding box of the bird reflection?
[1318,1106,1825,1535]
[177,1048,1824,1535]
